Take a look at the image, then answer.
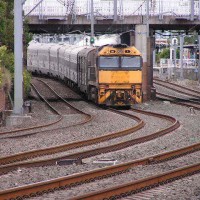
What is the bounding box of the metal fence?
[23,0,199,19]
[154,58,199,80]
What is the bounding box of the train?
[27,43,143,106]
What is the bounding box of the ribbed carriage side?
[58,44,72,80]
[27,43,41,73]
[67,46,87,87]
[77,47,97,99]
[38,43,54,75]
[63,45,78,83]
[49,44,61,77]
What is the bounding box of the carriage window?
[121,56,142,68]
[99,56,119,68]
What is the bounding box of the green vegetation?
[23,70,32,97]
[156,48,170,63]
[156,47,180,63]
[0,0,32,99]
[184,35,198,45]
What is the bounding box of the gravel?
[0,78,199,200]
[28,151,200,199]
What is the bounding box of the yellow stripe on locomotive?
[96,44,142,106]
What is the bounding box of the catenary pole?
[114,0,117,22]
[198,35,200,83]
[146,0,149,37]
[90,0,94,45]
[180,35,184,80]
[199,0,200,20]
[13,0,23,115]
[190,0,194,21]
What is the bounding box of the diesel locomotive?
[27,43,143,106]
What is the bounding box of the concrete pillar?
[135,25,153,101]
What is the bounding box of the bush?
[0,46,14,73]
[0,45,32,97]
[23,69,31,98]
[0,67,12,91]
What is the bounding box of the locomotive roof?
[98,44,142,56]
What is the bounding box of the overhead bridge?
[24,0,200,33]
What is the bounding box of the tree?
[0,0,14,50]
[156,48,170,63]
[0,0,32,99]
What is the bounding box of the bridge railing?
[23,0,199,19]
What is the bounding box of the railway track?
[0,78,92,138]
[0,109,144,169]
[1,78,197,199]
[0,108,179,175]
[0,142,199,200]
[154,78,200,110]
[0,82,62,136]
[153,78,200,99]
[156,92,200,111]
[71,162,200,200]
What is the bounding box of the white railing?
[159,58,198,69]
[23,0,199,18]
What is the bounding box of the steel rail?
[0,142,199,200]
[0,83,63,136]
[71,162,200,200]
[0,109,179,174]
[154,78,200,95]
[36,79,90,115]
[156,92,200,110]
[0,79,93,138]
[0,109,144,166]
[153,80,200,99]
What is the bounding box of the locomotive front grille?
[116,90,125,100]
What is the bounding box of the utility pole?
[146,0,149,37]
[190,0,194,21]
[13,0,24,115]
[90,0,94,45]
[180,35,184,80]
[198,35,200,83]
[199,0,200,20]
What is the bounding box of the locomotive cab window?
[99,56,119,68]
[121,56,142,69]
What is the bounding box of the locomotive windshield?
[98,56,142,69]
[99,56,119,68]
[121,56,142,68]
